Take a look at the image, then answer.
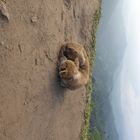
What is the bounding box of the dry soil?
[0,0,99,140]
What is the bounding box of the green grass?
[89,128,102,140]
[81,3,102,140]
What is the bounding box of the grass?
[81,2,102,140]
[89,128,102,140]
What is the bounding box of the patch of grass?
[81,2,102,140]
[89,128,102,140]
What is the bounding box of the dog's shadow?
[50,65,67,106]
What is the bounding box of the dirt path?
[0,0,99,140]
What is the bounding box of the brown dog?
[58,42,90,90]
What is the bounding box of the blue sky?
[111,0,140,139]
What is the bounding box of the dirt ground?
[0,0,99,140]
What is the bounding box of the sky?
[111,0,140,140]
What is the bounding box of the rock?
[0,1,10,21]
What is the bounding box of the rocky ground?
[0,0,99,140]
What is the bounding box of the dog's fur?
[58,42,90,90]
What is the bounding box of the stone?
[31,16,38,23]
[0,1,10,21]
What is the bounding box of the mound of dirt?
[0,0,99,140]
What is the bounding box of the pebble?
[0,41,4,46]
[23,102,27,105]
[31,16,38,23]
